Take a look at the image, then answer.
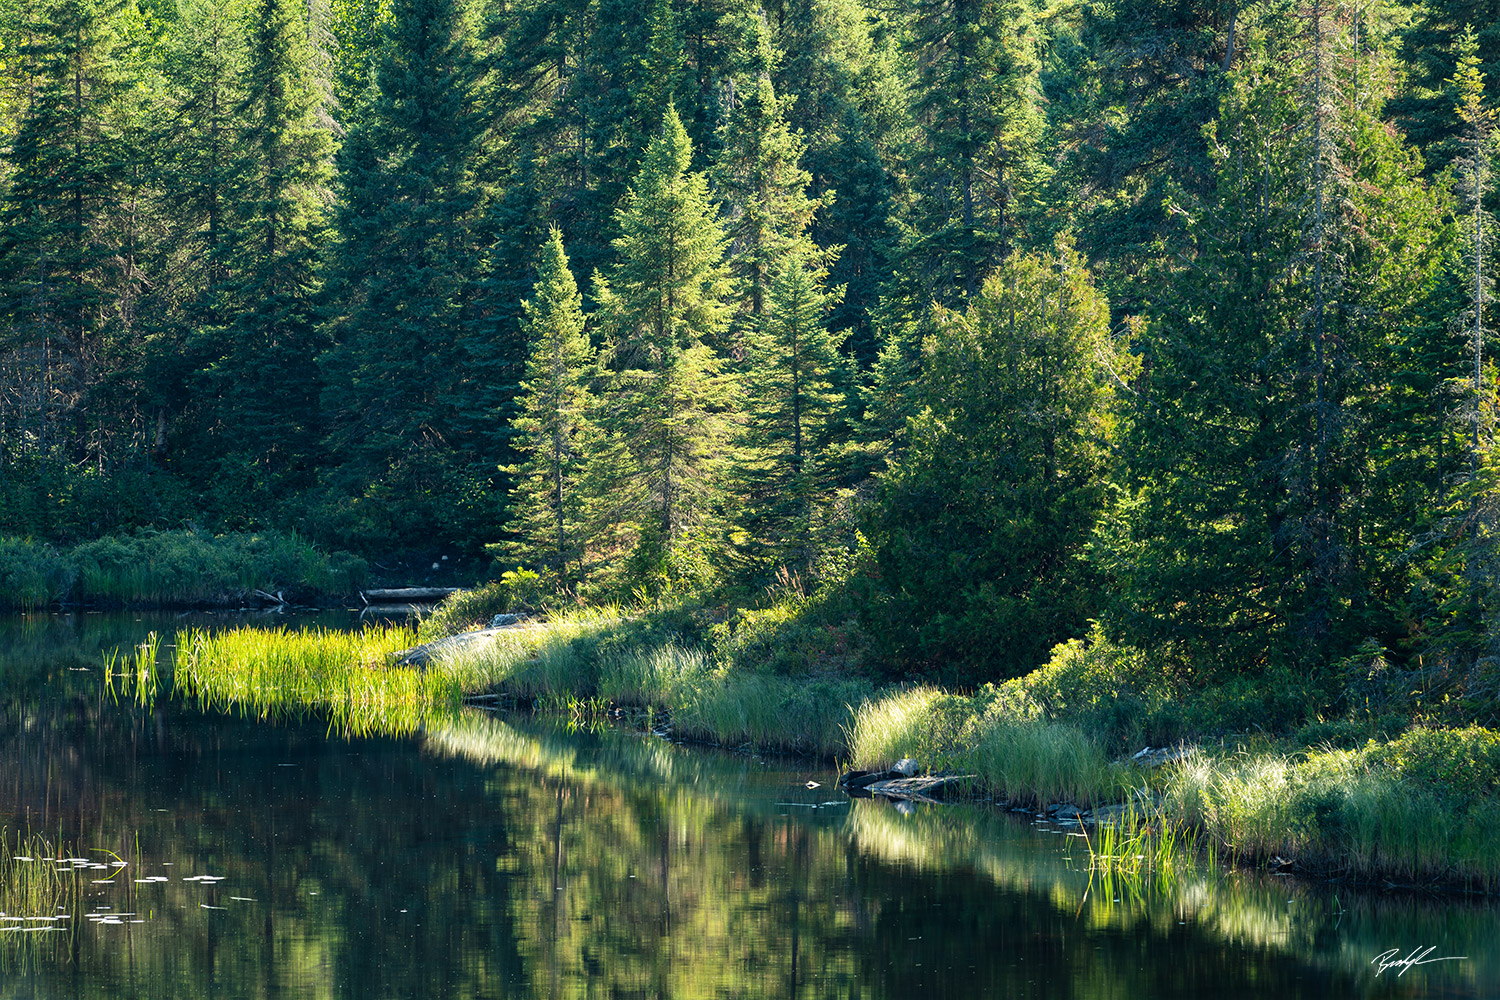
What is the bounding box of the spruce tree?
[733,243,848,569]
[1104,8,1456,675]
[503,227,596,586]
[319,0,486,546]
[714,22,827,333]
[595,105,734,577]
[0,0,134,466]
[197,0,333,502]
[900,0,1049,303]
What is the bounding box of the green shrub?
[0,537,76,609]
[1364,726,1500,798]
[69,529,354,606]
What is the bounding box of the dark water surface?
[1,612,1497,999]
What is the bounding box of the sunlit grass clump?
[174,624,447,736]
[843,687,1125,807]
[1163,741,1500,891]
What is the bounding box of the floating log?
[864,774,975,803]
[360,587,460,603]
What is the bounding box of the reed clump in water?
[173,624,450,736]
[0,831,84,958]
[842,687,1126,808]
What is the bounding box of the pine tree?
[142,0,251,470]
[319,0,486,546]
[595,105,734,576]
[1452,28,1496,471]
[503,227,597,586]
[0,0,134,467]
[733,243,848,569]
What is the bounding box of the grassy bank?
[0,530,367,609]
[156,587,1500,892]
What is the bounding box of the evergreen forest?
[1,0,1498,707]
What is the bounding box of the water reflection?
[0,614,1495,999]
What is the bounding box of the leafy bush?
[1364,726,1500,798]
[69,529,356,605]
[0,537,76,610]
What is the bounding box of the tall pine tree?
[503,226,598,587]
[594,105,733,580]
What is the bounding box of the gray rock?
[490,613,532,628]
[1050,804,1083,821]
[1126,745,1195,769]
[892,758,921,777]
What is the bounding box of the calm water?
[1,612,1497,999]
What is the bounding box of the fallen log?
[360,587,460,603]
[389,617,543,668]
[864,774,976,802]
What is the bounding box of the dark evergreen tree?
[1103,7,1457,676]
[0,0,134,469]
[319,0,487,547]
[899,0,1049,303]
[192,0,334,514]
[732,243,848,570]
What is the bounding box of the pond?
[1,612,1496,999]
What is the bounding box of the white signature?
[1371,947,1467,977]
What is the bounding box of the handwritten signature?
[1371,947,1467,977]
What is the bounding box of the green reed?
[102,631,161,706]
[172,624,463,737]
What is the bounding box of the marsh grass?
[1162,746,1500,891]
[103,631,161,705]
[0,529,367,609]
[0,831,84,959]
[173,624,459,736]
[843,688,1125,807]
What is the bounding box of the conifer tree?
[733,243,848,569]
[504,227,596,586]
[595,105,734,575]
[199,0,334,494]
[0,0,134,465]
[1452,28,1495,471]
[319,0,486,544]
[715,21,827,332]
[900,0,1048,303]
[1104,10,1456,675]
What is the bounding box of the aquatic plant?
[103,631,161,705]
[172,624,454,736]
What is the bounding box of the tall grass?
[843,687,1124,806]
[173,624,454,736]
[70,529,363,606]
[0,529,366,609]
[0,830,85,963]
[103,631,162,705]
[1162,746,1500,891]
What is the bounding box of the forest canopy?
[0,0,1496,689]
